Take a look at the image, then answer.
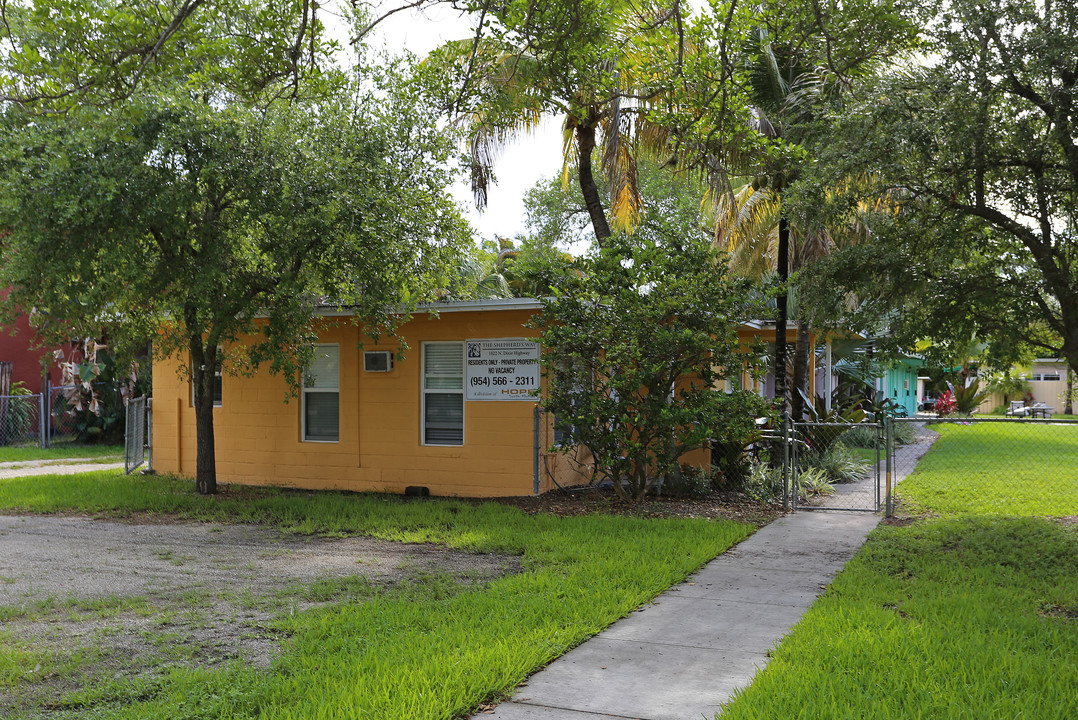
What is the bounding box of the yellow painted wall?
[153,307,724,497]
[731,326,814,398]
[154,309,562,497]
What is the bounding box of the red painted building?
[0,290,61,393]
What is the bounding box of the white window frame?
[302,344,339,443]
[421,342,465,446]
[190,349,223,408]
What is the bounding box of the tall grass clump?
[741,462,837,501]
[800,444,867,484]
[839,421,916,449]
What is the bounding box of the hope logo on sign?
[467,343,482,358]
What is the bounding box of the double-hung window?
[303,344,339,442]
[422,342,464,445]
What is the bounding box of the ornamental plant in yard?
[950,376,991,414]
[933,389,957,416]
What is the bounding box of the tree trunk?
[773,215,790,413]
[1067,367,1075,416]
[190,338,217,495]
[791,314,811,420]
[576,123,612,245]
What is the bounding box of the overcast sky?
[327,2,564,243]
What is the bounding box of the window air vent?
[364,351,393,372]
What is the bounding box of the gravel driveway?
[0,514,518,714]
[0,514,512,604]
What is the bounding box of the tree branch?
[128,0,208,91]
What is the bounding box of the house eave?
[310,298,545,317]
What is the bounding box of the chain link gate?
[124,397,150,474]
[786,418,888,513]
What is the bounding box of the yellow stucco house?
[153,299,811,497]
[153,299,604,497]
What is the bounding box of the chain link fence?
[532,407,1077,516]
[0,393,45,448]
[790,421,884,512]
[781,416,1077,517]
[47,384,83,445]
[890,416,1078,516]
[1,383,150,453]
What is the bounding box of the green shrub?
[892,421,918,445]
[796,467,835,497]
[839,424,878,448]
[741,462,837,501]
[743,462,785,502]
[838,422,917,448]
[663,464,716,498]
[1,381,38,446]
[801,444,868,484]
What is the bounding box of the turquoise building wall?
[880,358,921,416]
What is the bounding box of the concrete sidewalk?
[0,458,125,479]
[479,511,881,720]
[477,426,941,720]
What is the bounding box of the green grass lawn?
[899,422,1078,517]
[843,446,879,465]
[719,422,1078,720]
[0,443,124,464]
[0,472,753,719]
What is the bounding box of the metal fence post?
[781,412,790,510]
[885,416,894,518]
[146,398,153,472]
[533,404,540,495]
[45,376,53,448]
[38,392,46,448]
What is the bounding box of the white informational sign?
[465,338,541,401]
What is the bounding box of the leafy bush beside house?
[528,222,770,500]
[0,380,36,446]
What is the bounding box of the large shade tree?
[0,0,342,109]
[0,6,471,494]
[804,0,1078,380]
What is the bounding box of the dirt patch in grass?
[0,515,519,717]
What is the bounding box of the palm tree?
[428,1,691,244]
[700,13,912,417]
[710,182,813,419]
[685,22,822,416]
[711,170,896,419]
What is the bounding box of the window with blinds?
[422,342,463,445]
[303,344,339,442]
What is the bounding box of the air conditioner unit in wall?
[363,351,393,372]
